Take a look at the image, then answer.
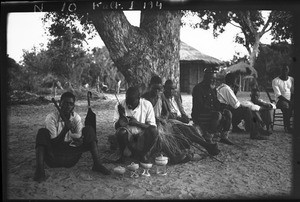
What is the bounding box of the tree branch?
[264,23,274,33]
[243,11,257,35]
[259,13,274,36]
[229,22,242,29]
[89,11,138,61]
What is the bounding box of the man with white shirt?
[34,92,110,183]
[216,73,269,140]
[113,86,158,163]
[272,65,294,133]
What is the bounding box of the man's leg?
[82,126,110,175]
[231,106,252,132]
[285,103,293,132]
[219,110,234,145]
[231,107,245,132]
[260,109,273,133]
[277,100,291,132]
[204,111,233,145]
[139,125,158,163]
[210,111,223,133]
[222,109,232,132]
[115,128,129,163]
[249,110,269,140]
[194,114,213,143]
[34,128,52,182]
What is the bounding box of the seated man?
[272,65,294,133]
[163,79,190,124]
[241,88,275,134]
[141,75,170,121]
[192,67,233,145]
[113,86,158,163]
[142,76,220,164]
[216,73,269,140]
[34,92,110,183]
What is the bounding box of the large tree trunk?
[89,10,182,88]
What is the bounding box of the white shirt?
[216,83,241,109]
[153,96,163,118]
[272,76,294,102]
[167,97,181,117]
[45,111,83,142]
[113,98,157,134]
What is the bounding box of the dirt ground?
[5,92,294,199]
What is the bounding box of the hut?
[225,61,258,91]
[179,41,224,93]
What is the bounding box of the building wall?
[180,62,216,94]
[180,64,190,93]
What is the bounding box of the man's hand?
[128,116,139,126]
[118,104,125,116]
[64,120,76,133]
[156,117,167,125]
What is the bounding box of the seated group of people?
[33,66,293,183]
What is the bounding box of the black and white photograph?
[2,0,299,200]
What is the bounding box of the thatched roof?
[180,41,224,65]
[226,61,258,78]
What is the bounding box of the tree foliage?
[20,28,121,93]
[41,12,92,88]
[254,42,292,85]
[7,55,25,91]
[21,9,294,93]
[185,10,293,69]
[81,46,125,90]
[270,11,294,42]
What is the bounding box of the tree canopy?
[19,9,294,93]
[185,10,293,69]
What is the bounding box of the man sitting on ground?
[113,86,158,163]
[216,73,269,140]
[34,92,110,183]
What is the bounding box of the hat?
[164,79,176,89]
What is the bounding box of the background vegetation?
[7,10,293,99]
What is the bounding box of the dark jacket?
[191,81,221,123]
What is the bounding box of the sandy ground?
[5,92,294,199]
